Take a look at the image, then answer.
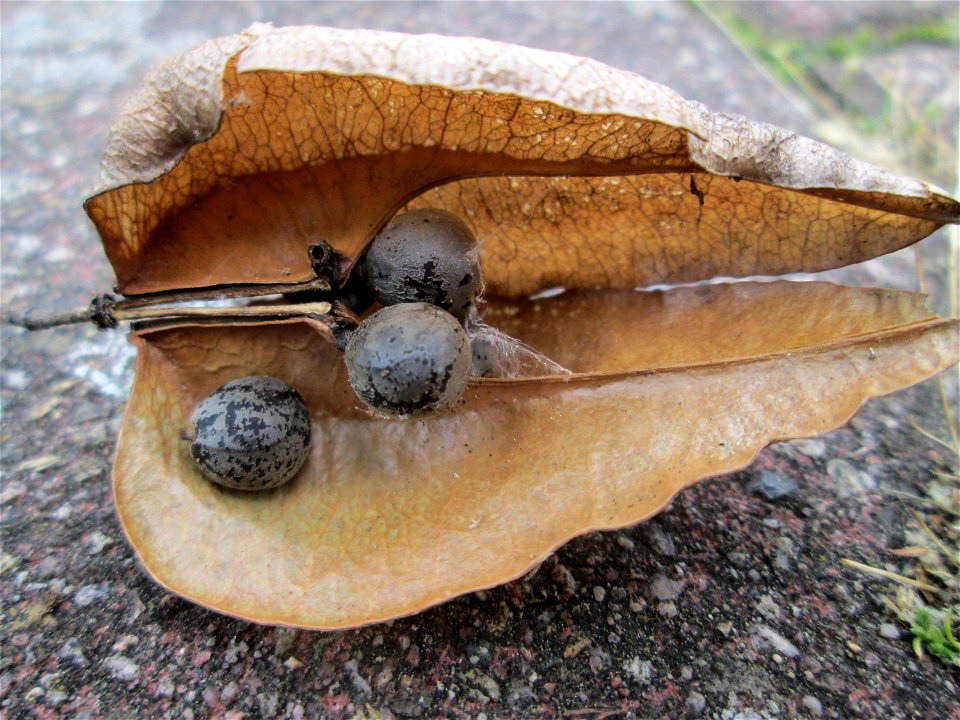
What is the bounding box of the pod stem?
[3,293,335,331]
[1,272,346,332]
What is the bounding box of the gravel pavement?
[2,3,958,719]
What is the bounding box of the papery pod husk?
[87,26,960,628]
[117,283,958,628]
[85,25,958,296]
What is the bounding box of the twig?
[114,277,331,309]
[912,423,958,453]
[2,306,96,330]
[908,509,960,568]
[5,297,334,331]
[114,301,332,323]
[841,558,939,592]
[2,277,340,332]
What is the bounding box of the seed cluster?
[188,208,483,487]
[343,208,486,416]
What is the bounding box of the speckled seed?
[470,333,498,378]
[363,208,482,319]
[189,376,311,490]
[345,303,471,416]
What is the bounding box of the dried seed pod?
[344,303,471,416]
[82,25,959,630]
[363,208,482,319]
[189,376,311,490]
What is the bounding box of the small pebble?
[155,677,175,698]
[658,601,678,618]
[58,638,89,667]
[45,688,68,706]
[86,531,113,554]
[3,369,29,390]
[826,458,876,496]
[754,624,800,658]
[74,583,111,608]
[220,682,239,704]
[642,524,677,556]
[746,470,798,501]
[344,659,372,695]
[879,623,902,640]
[687,691,707,715]
[224,640,248,664]
[593,586,607,602]
[257,693,280,718]
[650,575,683,601]
[795,438,827,457]
[801,695,823,716]
[102,655,138,681]
[111,634,139,652]
[622,656,652,684]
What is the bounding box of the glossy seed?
[189,376,311,490]
[344,303,471,416]
[363,208,482,319]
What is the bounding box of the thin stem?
[115,277,331,309]
[691,0,820,124]
[912,423,957,453]
[3,278,336,332]
[841,558,939,592]
[2,306,94,330]
[4,298,335,331]
[113,301,332,323]
[908,509,960,568]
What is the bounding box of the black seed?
[470,334,498,378]
[188,376,311,491]
[363,208,482,319]
[344,303,471,416]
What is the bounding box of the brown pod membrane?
[85,27,960,628]
[83,26,957,296]
[114,283,958,629]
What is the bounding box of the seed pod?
[363,208,482,319]
[189,376,311,490]
[345,303,471,416]
[77,25,959,632]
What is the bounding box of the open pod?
[89,26,959,628]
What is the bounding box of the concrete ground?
[2,2,957,718]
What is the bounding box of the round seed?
[344,303,471,416]
[363,208,482,319]
[189,376,311,490]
